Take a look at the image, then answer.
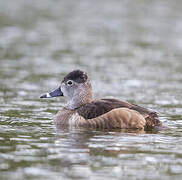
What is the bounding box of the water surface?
[0,0,182,179]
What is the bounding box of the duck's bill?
[40,87,63,98]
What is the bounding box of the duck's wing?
[77,99,122,119]
[77,98,156,119]
[77,99,162,129]
[102,99,162,129]
[101,99,158,118]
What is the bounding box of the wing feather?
[77,98,162,129]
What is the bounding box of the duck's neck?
[65,92,93,110]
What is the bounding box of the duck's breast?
[54,108,86,128]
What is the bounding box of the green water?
[0,0,182,179]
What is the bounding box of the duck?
[40,70,162,130]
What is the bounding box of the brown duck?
[40,70,162,130]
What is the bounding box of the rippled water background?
[0,0,182,179]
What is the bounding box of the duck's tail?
[144,112,162,130]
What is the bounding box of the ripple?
[0,0,182,179]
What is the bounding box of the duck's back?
[77,99,162,129]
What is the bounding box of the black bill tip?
[40,94,45,98]
[40,93,51,98]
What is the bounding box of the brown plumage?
[40,70,163,130]
[76,99,162,130]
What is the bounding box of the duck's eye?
[67,80,73,86]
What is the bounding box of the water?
[0,0,182,179]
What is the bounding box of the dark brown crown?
[63,70,88,83]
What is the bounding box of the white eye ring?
[67,80,73,86]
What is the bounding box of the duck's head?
[40,70,93,109]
